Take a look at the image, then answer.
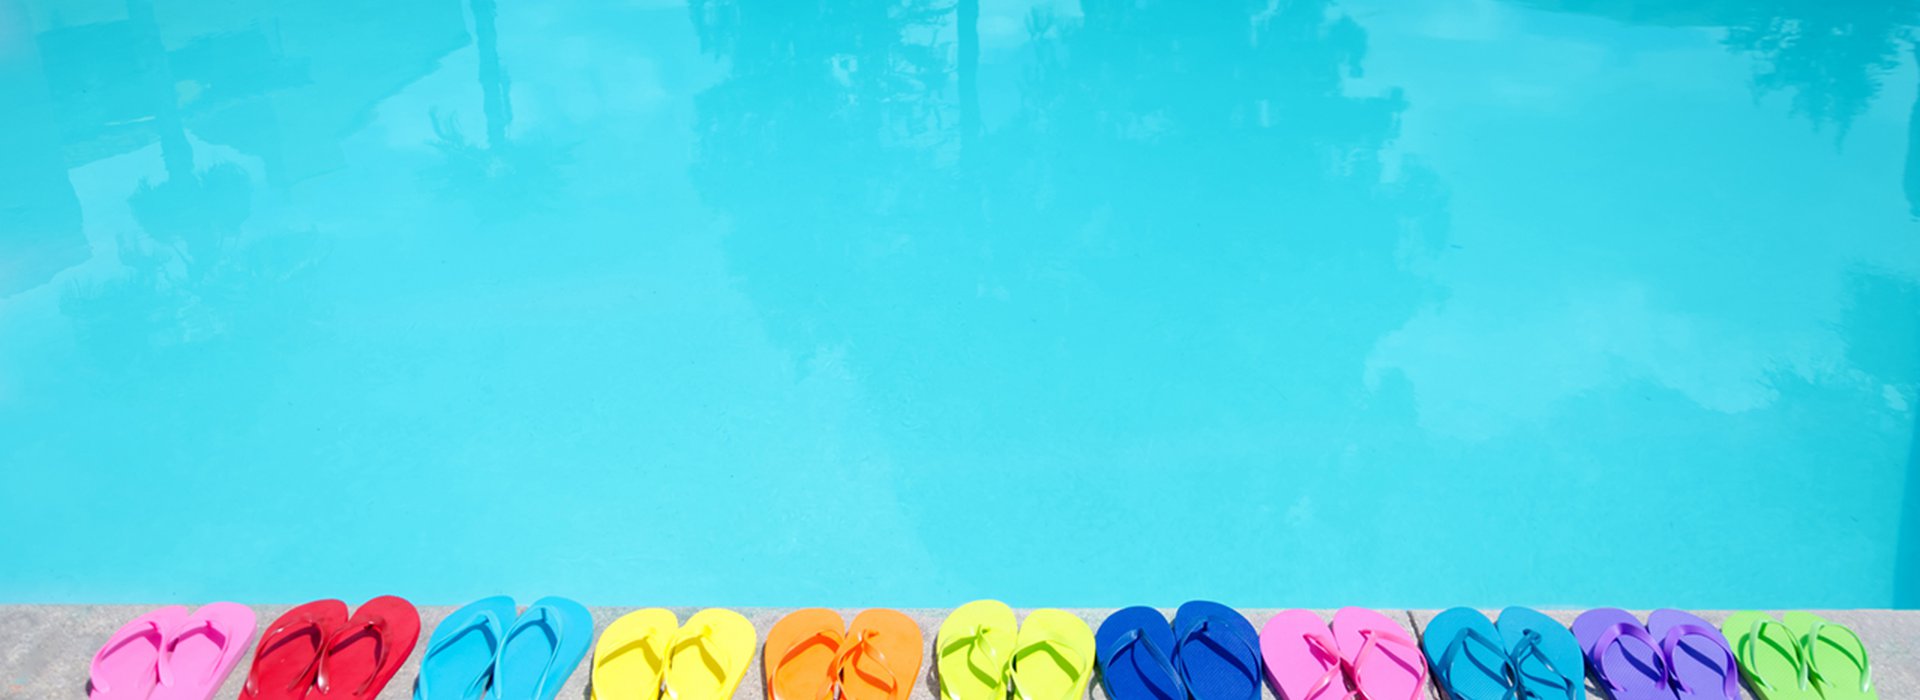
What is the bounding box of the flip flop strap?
[1737,618,1807,692]
[1505,629,1582,698]
[417,610,503,700]
[1436,626,1517,700]
[90,619,168,695]
[665,624,736,700]
[1658,623,1739,699]
[243,614,332,695]
[1012,630,1090,700]
[1173,616,1261,700]
[1299,633,1353,700]
[1802,622,1872,693]
[770,629,840,700]
[1345,628,1428,700]
[940,625,1008,691]
[1100,629,1187,700]
[159,618,233,689]
[1590,623,1664,696]
[834,630,900,696]
[317,615,393,696]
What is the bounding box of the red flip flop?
[241,600,350,700]
[311,596,422,699]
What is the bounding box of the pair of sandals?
[1096,601,1263,700]
[1722,612,1874,700]
[415,596,595,700]
[1263,608,1427,700]
[591,608,757,700]
[937,600,1095,700]
[1423,607,1585,700]
[1572,609,1740,700]
[243,596,421,700]
[764,609,923,700]
[89,603,258,700]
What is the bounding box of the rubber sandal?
[1258,609,1344,700]
[241,600,349,700]
[1010,609,1094,700]
[1780,613,1875,700]
[151,602,258,700]
[491,596,594,700]
[89,605,189,700]
[836,609,924,700]
[416,596,516,700]
[313,596,421,699]
[1571,609,1665,700]
[1645,610,1739,700]
[1172,601,1260,700]
[595,608,679,700]
[1497,608,1583,700]
[1331,607,1428,700]
[1100,607,1185,700]
[1720,612,1815,700]
[1421,608,1516,700]
[937,600,1018,700]
[763,609,843,700]
[663,608,757,700]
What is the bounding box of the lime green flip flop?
[1009,610,1093,700]
[938,601,1018,700]
[1722,612,1818,700]
[1781,612,1876,700]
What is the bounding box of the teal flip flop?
[1495,607,1584,700]
[417,596,517,700]
[489,597,595,700]
[1423,608,1517,700]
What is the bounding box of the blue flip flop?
[416,596,517,700]
[1170,601,1261,700]
[1096,607,1185,700]
[1496,607,1586,700]
[488,596,595,700]
[1423,608,1517,700]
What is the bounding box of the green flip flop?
[1781,612,1876,700]
[1722,612,1819,700]
[938,600,1019,700]
[1009,609,1093,700]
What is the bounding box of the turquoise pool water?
[2,0,1918,609]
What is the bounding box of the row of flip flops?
[85,599,1879,700]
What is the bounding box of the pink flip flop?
[90,606,190,700]
[1261,610,1349,700]
[1329,608,1427,700]
[151,602,257,700]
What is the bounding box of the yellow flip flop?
[1009,609,1094,700]
[664,609,758,700]
[593,608,679,700]
[936,600,1018,700]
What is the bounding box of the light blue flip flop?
[417,596,517,700]
[1423,608,1517,700]
[489,597,595,700]
[1496,607,1585,700]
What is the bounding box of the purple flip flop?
[1572,609,1671,700]
[1646,610,1741,700]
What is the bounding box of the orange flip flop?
[765,609,845,700]
[835,610,924,700]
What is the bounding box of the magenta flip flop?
[1574,608,1668,700]
[89,606,190,700]
[151,602,258,700]
[1260,610,1347,700]
[1647,610,1741,700]
[1330,608,1428,700]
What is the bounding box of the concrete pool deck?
[3,606,1913,699]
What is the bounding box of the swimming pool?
[1,0,1916,609]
